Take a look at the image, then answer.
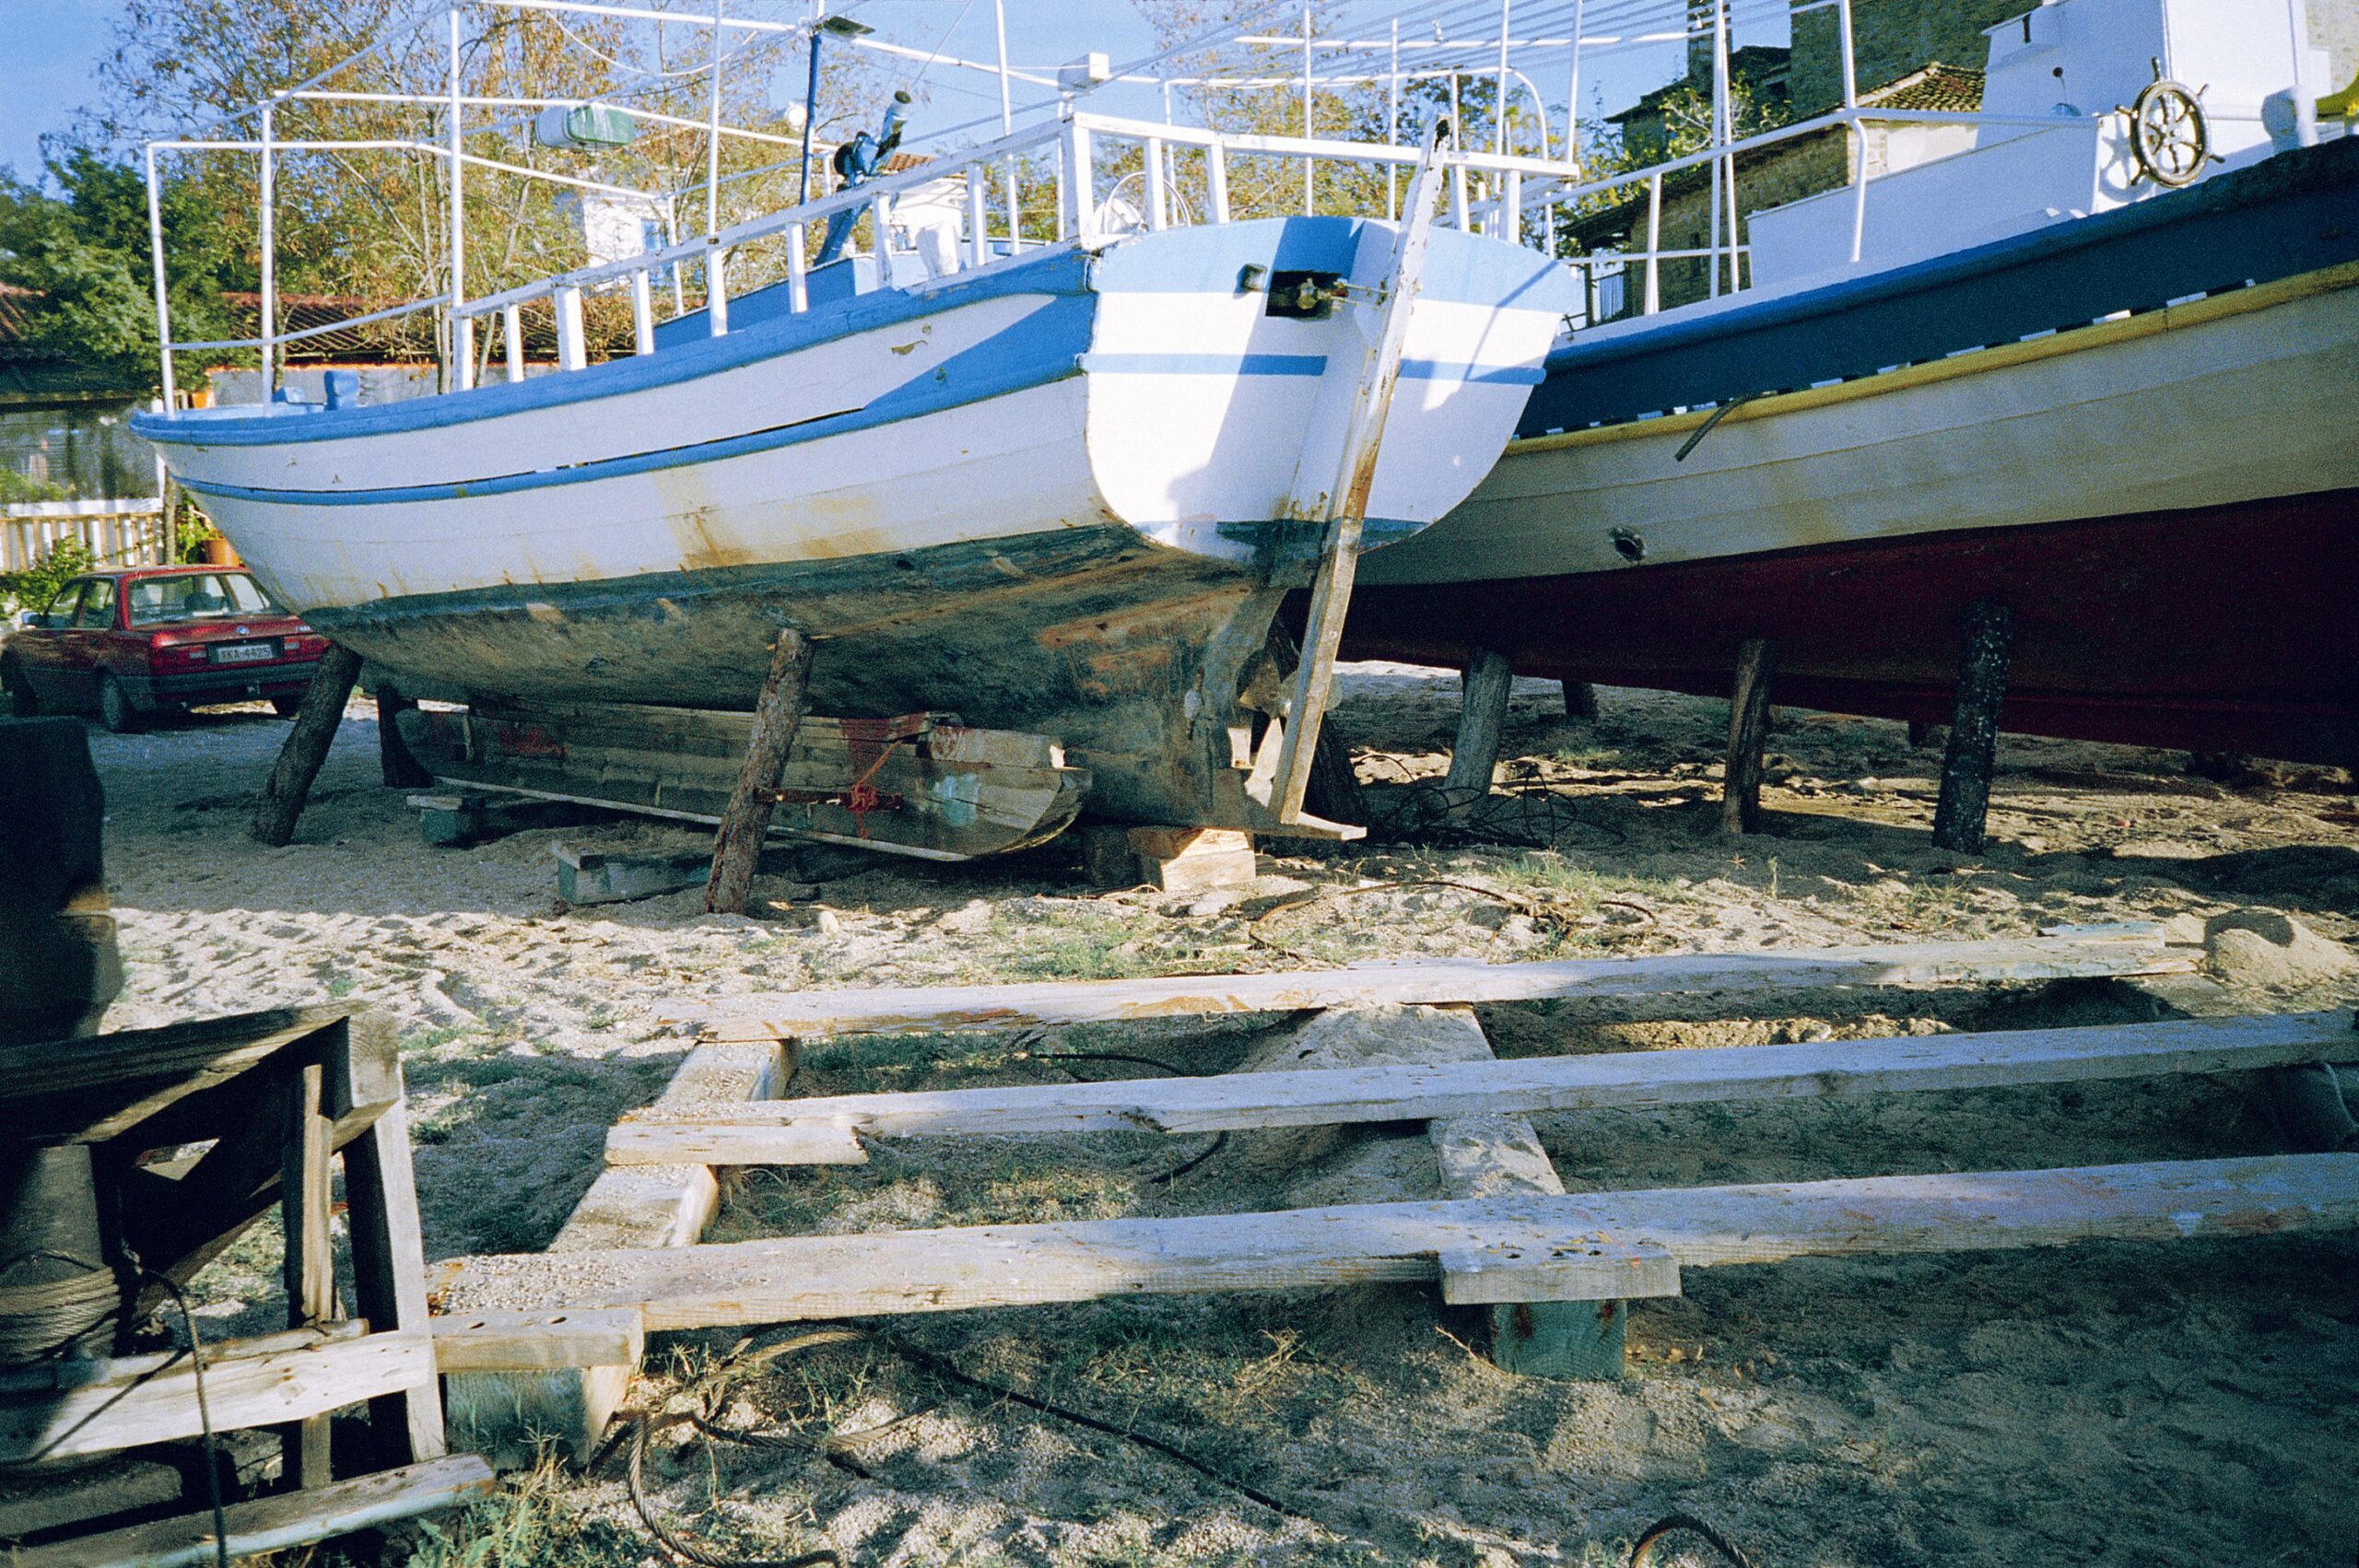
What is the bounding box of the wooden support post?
[1442,646,1514,802]
[1419,1008,1631,1380]
[1305,719,1368,825]
[1931,600,2013,855]
[1720,638,1776,835]
[1561,680,1598,720]
[337,1013,446,1466]
[0,717,121,1045]
[706,629,813,916]
[252,643,362,847]
[281,1062,337,1489]
[375,687,433,790]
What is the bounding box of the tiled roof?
[1864,63,1984,114]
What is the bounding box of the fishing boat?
[131,5,1579,849]
[1345,0,2359,766]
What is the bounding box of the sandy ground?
[77,667,2359,1567]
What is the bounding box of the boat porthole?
[1610,528,1646,564]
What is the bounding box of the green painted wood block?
[1490,1297,1627,1380]
[556,847,709,906]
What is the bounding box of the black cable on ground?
[869,1328,1312,1522]
[1148,1130,1226,1185]
[133,1258,230,1568]
[1630,1510,1759,1568]
[627,1410,843,1568]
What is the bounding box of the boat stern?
[1079,215,1573,570]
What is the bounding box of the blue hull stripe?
[1080,352,1327,376]
[1397,359,1546,385]
[1079,353,1543,384]
[174,337,1086,509]
[139,249,1098,449]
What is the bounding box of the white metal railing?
[156,105,1582,404]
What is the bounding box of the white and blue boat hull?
[138,216,1571,825]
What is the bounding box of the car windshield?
[125,572,275,626]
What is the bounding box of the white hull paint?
[1360,267,2359,591]
[137,217,1571,829]
[159,222,1560,620]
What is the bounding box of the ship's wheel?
[2127,74,2210,187]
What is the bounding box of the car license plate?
[211,641,276,665]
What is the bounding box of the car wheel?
[97,673,144,734]
[0,659,37,718]
[270,696,304,719]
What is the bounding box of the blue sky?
[2,0,122,180]
[4,0,1696,184]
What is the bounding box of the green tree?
[0,146,247,389]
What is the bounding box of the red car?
[2,567,329,732]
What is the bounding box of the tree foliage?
[0,147,247,389]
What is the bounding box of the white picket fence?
[1,499,172,574]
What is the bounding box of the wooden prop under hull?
[395,700,1089,861]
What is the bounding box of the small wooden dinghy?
[398,700,1088,860]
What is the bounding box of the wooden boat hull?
[1348,138,2359,765]
[138,217,1571,830]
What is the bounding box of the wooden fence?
[1,499,171,574]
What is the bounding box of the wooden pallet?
[430,923,2359,1423]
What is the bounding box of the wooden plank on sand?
[438,1153,2359,1328]
[440,1036,787,1465]
[1417,1005,1651,1378]
[4,1455,497,1568]
[665,929,2184,1042]
[0,1328,434,1465]
[431,1307,647,1373]
[604,1010,2353,1166]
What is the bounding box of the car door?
[15,578,91,704]
[57,577,118,708]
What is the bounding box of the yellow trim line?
[1508,258,2359,457]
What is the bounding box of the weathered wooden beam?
[1720,637,1777,835]
[1418,1005,1644,1379]
[375,685,433,789]
[3,1455,497,1568]
[281,1062,338,1488]
[668,928,2185,1043]
[1931,600,2013,854]
[252,643,364,847]
[617,1009,2356,1162]
[707,629,815,915]
[338,1013,446,1467]
[0,1005,353,1145]
[430,1307,647,1373]
[1441,646,1515,803]
[439,1153,2359,1328]
[0,1328,433,1465]
[443,1037,788,1466]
